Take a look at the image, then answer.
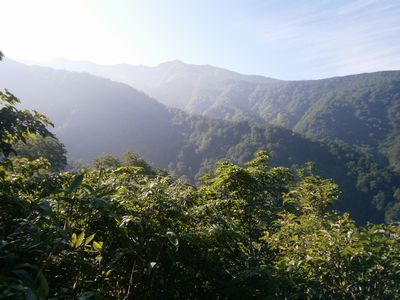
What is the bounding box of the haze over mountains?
[44,58,276,112]
[45,59,400,173]
[1,58,400,224]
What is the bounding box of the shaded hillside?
[46,60,400,172]
[1,59,400,223]
[0,59,181,165]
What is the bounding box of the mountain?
[44,60,400,172]
[44,58,277,114]
[1,59,400,223]
[1,59,180,165]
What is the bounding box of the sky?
[1,0,399,79]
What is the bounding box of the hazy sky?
[1,0,399,79]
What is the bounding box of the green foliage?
[91,155,121,169]
[122,151,166,176]
[1,141,399,298]
[0,90,53,157]
[13,135,67,171]
[264,173,400,298]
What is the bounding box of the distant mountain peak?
[157,59,185,67]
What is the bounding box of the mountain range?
[1,58,400,223]
[45,59,400,172]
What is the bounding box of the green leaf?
[70,233,77,248]
[66,173,85,194]
[76,232,85,248]
[93,241,103,252]
[85,233,96,245]
[38,199,56,220]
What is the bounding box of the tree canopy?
[0,90,53,158]
[13,135,67,171]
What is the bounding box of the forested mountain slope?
[46,60,400,172]
[1,59,400,223]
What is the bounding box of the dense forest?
[1,60,400,224]
[1,88,400,298]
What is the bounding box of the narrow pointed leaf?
[85,233,96,245]
[76,231,85,248]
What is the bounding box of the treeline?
[1,91,399,299]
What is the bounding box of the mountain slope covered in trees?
[1,101,398,298]
[46,60,400,172]
[1,59,400,223]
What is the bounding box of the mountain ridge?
[44,57,400,81]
